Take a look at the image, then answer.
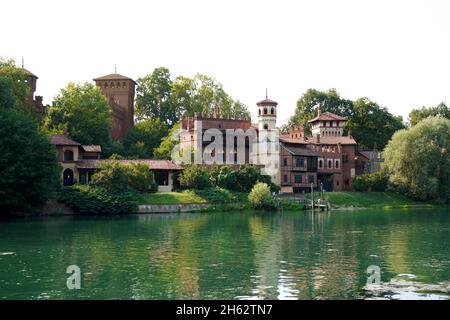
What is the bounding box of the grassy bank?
[323,192,434,209]
[139,191,207,205]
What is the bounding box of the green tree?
[135,67,175,125]
[409,102,450,126]
[248,182,276,210]
[0,77,16,109]
[179,165,210,190]
[346,98,405,150]
[289,88,354,135]
[0,58,32,113]
[153,123,180,160]
[123,118,168,158]
[0,108,60,213]
[383,117,449,202]
[44,82,111,146]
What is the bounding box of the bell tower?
[257,90,277,131]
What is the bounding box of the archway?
[63,168,74,186]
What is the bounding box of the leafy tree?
[44,82,111,146]
[352,170,389,192]
[248,182,276,210]
[0,77,16,108]
[153,123,180,160]
[0,107,60,213]
[289,88,353,135]
[90,161,156,192]
[346,98,405,150]
[123,118,168,158]
[383,117,449,202]
[0,58,33,113]
[409,102,450,126]
[135,67,175,125]
[179,165,210,190]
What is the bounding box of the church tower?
[94,73,136,141]
[257,92,277,131]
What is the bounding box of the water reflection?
[0,208,449,299]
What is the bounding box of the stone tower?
[93,73,136,141]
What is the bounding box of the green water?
[0,208,449,300]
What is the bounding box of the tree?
[346,98,405,150]
[153,123,180,160]
[135,67,175,125]
[248,182,276,210]
[409,102,450,126]
[0,107,60,213]
[383,117,449,202]
[44,82,111,146]
[123,118,168,158]
[179,165,210,190]
[0,58,33,113]
[0,77,16,109]
[289,88,354,135]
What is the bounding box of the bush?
[352,171,389,192]
[248,182,277,210]
[57,185,137,214]
[179,165,210,189]
[194,187,237,204]
[90,161,156,193]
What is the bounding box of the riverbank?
[323,192,437,210]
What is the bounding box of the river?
[0,207,449,299]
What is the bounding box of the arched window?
[64,150,74,161]
[335,160,340,169]
[122,82,127,88]
[258,109,261,115]
[319,159,323,168]
[110,82,115,88]
[270,108,274,115]
[104,82,108,88]
[263,124,269,130]
[264,108,268,115]
[63,168,74,186]
[328,160,332,169]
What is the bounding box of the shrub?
[194,187,237,204]
[179,165,210,189]
[57,185,137,214]
[90,161,156,193]
[248,182,277,210]
[352,171,389,192]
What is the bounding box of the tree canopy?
[408,102,450,126]
[0,58,33,113]
[123,118,168,158]
[0,107,60,213]
[383,117,449,203]
[43,82,111,146]
[135,67,250,125]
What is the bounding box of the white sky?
[1,0,449,125]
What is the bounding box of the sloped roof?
[309,135,357,145]
[256,98,278,106]
[76,159,183,170]
[49,135,81,146]
[279,137,309,145]
[281,144,320,156]
[82,145,102,153]
[93,73,136,83]
[308,112,347,123]
[22,68,38,78]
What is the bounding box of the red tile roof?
[310,135,357,145]
[49,135,81,146]
[76,159,183,170]
[279,137,309,144]
[308,112,347,123]
[93,73,136,84]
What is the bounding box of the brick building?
[93,73,136,141]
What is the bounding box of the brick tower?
[93,73,136,141]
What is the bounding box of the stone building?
[93,73,136,141]
[23,68,45,121]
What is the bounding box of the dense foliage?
[409,102,450,126]
[0,107,60,213]
[0,58,32,114]
[383,117,449,202]
[90,161,156,192]
[58,185,137,214]
[352,171,389,192]
[123,118,168,158]
[43,82,111,146]
[179,165,211,190]
[248,182,276,210]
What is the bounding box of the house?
[49,135,182,192]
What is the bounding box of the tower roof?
[93,73,136,84]
[22,68,38,78]
[256,98,278,106]
[308,111,346,123]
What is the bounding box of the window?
[294,175,302,183]
[295,158,304,167]
[318,159,323,169]
[308,175,314,183]
[283,174,288,183]
[64,150,74,161]
[335,160,340,169]
[283,158,288,166]
[263,124,269,130]
[270,108,274,115]
[328,160,332,169]
[258,109,261,115]
[342,154,348,163]
[264,108,268,115]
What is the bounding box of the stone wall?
[137,203,209,213]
